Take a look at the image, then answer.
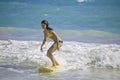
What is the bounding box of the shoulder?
[47,29,54,33]
[50,30,56,33]
[43,30,53,34]
[50,30,58,36]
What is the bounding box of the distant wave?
[59,29,120,38]
[77,0,92,3]
[0,27,119,38]
[0,1,28,6]
[0,27,120,44]
[77,0,87,3]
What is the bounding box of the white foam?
[77,0,87,3]
[0,40,120,71]
[7,68,24,73]
[77,0,94,3]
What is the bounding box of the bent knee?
[47,52,52,57]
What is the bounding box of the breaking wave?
[0,40,120,71]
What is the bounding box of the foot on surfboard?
[39,66,60,73]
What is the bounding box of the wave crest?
[77,0,92,3]
[0,40,120,70]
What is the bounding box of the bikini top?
[47,32,53,38]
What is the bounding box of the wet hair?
[41,20,53,30]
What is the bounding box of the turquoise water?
[0,0,120,43]
[0,0,120,32]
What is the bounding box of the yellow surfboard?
[39,66,60,73]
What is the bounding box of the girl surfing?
[40,20,63,67]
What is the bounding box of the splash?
[0,40,120,71]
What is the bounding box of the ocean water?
[0,40,120,80]
[0,0,120,80]
[0,0,120,43]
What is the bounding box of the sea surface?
[0,0,120,80]
[0,0,120,43]
[0,40,120,80]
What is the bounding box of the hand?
[40,47,43,52]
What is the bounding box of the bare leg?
[47,43,59,66]
[47,54,56,66]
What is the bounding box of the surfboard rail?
[39,66,60,73]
